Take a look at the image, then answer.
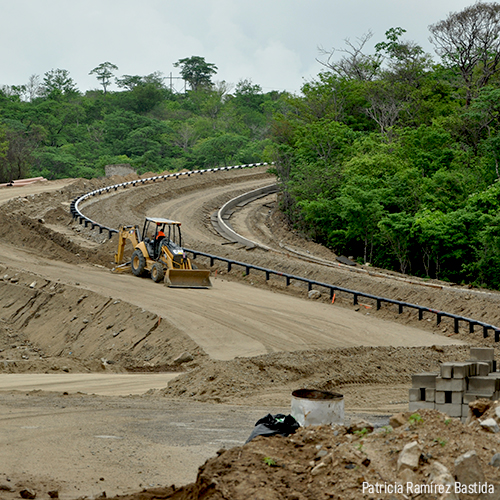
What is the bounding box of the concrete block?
[436,377,466,392]
[477,362,490,376]
[470,347,495,362]
[463,392,494,404]
[466,360,495,375]
[435,391,446,404]
[440,363,453,379]
[409,401,435,412]
[435,403,462,418]
[411,372,438,389]
[462,404,470,417]
[435,390,458,404]
[409,388,421,402]
[468,376,497,393]
[452,363,473,379]
[425,388,435,403]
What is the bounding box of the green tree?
[89,62,118,95]
[337,177,385,263]
[40,69,79,99]
[375,27,433,86]
[378,212,414,274]
[173,56,217,91]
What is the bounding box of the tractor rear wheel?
[150,262,164,283]
[131,250,146,276]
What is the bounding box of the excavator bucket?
[165,269,212,288]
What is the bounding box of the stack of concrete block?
[409,348,500,422]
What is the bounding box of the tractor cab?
[142,217,183,260]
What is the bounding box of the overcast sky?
[1,0,477,95]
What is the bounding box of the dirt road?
[0,391,291,499]
[0,169,495,499]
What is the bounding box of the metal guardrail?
[70,163,500,342]
[215,183,278,249]
[186,249,500,342]
[70,163,271,238]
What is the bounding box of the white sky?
[0,0,477,95]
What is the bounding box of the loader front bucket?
[165,269,212,288]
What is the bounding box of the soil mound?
[108,406,500,500]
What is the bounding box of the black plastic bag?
[245,413,300,443]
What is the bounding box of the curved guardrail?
[216,183,278,249]
[70,163,271,238]
[70,163,500,342]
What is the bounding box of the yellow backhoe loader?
[114,217,212,288]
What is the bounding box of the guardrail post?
[69,168,499,343]
[308,282,312,291]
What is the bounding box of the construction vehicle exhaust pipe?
[165,269,212,288]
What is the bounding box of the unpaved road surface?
[0,391,290,499]
[0,169,498,498]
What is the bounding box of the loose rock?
[454,450,485,485]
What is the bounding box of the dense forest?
[271,2,500,290]
[0,57,284,180]
[2,2,500,290]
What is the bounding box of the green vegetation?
[3,2,500,290]
[434,437,448,447]
[0,56,283,183]
[270,2,500,290]
[408,413,424,426]
[262,456,278,467]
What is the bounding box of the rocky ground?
[132,402,500,500]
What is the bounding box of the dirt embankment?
[0,265,204,373]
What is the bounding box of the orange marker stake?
[331,292,336,304]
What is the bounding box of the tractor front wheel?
[151,262,165,283]
[131,250,146,277]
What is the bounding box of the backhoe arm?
[114,225,140,264]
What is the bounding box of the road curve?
[71,168,464,359]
